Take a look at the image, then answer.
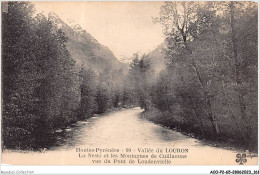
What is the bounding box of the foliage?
[142,1,258,150]
[2,2,126,150]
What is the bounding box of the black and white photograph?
[1,1,258,167]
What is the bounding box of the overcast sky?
[33,1,165,62]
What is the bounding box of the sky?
[33,1,165,62]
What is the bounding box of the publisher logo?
[236,153,247,165]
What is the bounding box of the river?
[2,107,258,165]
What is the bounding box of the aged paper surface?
[1,1,258,166]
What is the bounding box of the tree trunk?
[221,78,246,142]
[182,40,220,137]
[230,2,250,137]
[191,107,205,136]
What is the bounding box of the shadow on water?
[48,110,115,150]
[48,109,202,151]
[48,117,98,150]
[50,109,196,150]
[152,126,189,142]
[136,112,191,143]
[136,113,254,153]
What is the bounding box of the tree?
[2,2,42,149]
[2,2,82,149]
[155,2,221,136]
[149,1,257,148]
[79,67,97,118]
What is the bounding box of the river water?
[2,107,258,165]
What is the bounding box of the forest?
[2,1,258,151]
[136,1,258,151]
[2,2,127,149]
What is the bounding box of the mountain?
[48,13,126,74]
[145,43,166,75]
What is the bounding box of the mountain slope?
[48,13,125,73]
[145,43,166,75]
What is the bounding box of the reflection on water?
[49,107,201,150]
[3,107,258,165]
[152,127,188,142]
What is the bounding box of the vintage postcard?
[1,0,258,168]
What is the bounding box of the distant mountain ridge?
[48,13,125,73]
[145,43,166,75]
